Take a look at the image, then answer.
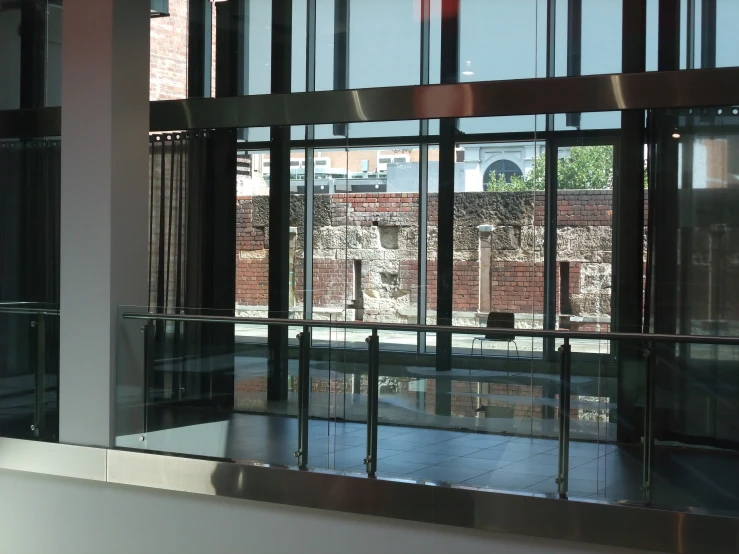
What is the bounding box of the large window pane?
[555,0,623,77]
[460,0,546,83]
[317,0,429,91]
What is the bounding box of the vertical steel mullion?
[557,337,572,497]
[296,327,311,469]
[20,0,47,109]
[417,0,431,354]
[365,329,379,477]
[144,321,156,437]
[156,140,167,314]
[658,0,681,72]
[643,341,655,502]
[188,0,213,97]
[615,0,647,443]
[267,0,293,401]
[545,0,556,131]
[332,0,350,137]
[543,139,558,359]
[435,0,459,385]
[542,0,557,363]
[33,314,46,438]
[685,0,696,70]
[304,0,317,321]
[565,0,582,128]
[148,138,156,304]
[701,0,717,69]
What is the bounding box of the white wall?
[0,469,653,554]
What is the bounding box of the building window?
[483,159,523,184]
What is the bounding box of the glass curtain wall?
[124,0,739,511]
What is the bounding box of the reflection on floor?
[117,411,739,513]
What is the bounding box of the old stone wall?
[236,190,644,328]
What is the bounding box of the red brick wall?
[236,199,268,306]
[236,191,645,316]
[150,0,217,100]
[150,2,189,101]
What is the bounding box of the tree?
[486,145,615,192]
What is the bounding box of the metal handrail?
[0,305,60,316]
[120,311,739,346]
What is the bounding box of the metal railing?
[121,310,739,499]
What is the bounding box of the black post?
[543,140,558,361]
[648,0,681,445]
[188,0,214,98]
[267,0,292,402]
[332,0,350,137]
[658,0,680,72]
[20,0,47,109]
[208,129,237,408]
[701,0,717,69]
[417,0,431,354]
[365,329,379,477]
[215,0,243,98]
[642,341,655,503]
[614,0,647,444]
[435,0,459,417]
[143,321,156,435]
[565,0,582,128]
[303,0,317,320]
[297,328,311,469]
[32,313,46,439]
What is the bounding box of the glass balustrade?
[114,306,739,515]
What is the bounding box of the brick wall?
[236,191,646,324]
[150,2,188,101]
[150,0,217,100]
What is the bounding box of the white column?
[60,0,150,446]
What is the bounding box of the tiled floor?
[121,411,636,500]
[302,419,627,498]
[118,410,739,512]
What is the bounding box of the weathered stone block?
[492,226,519,250]
[570,293,611,316]
[579,263,612,293]
[379,226,399,249]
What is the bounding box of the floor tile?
[383,451,459,465]
[462,470,552,490]
[465,448,534,462]
[436,456,514,472]
[366,460,432,477]
[526,453,593,468]
[499,462,559,477]
[533,477,601,494]
[308,439,358,454]
[308,433,367,447]
[414,443,486,456]
[439,435,513,449]
[377,438,419,452]
[488,442,558,454]
[406,465,491,484]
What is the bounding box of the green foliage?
[486,145,615,192]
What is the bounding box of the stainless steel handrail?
[0,306,60,316]
[121,311,739,346]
